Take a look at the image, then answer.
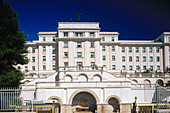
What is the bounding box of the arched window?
[143,79,151,88]
[78,74,88,82]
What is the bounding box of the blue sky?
[4,0,170,41]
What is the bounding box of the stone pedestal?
[120,103,131,113]
[97,104,113,113]
[61,104,72,113]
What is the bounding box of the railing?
[59,66,104,71]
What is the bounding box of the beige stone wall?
[120,103,131,113]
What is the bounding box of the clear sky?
[4,0,170,41]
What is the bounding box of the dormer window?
[90,32,95,37]
[64,32,68,37]
[75,32,83,37]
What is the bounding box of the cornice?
[56,37,101,41]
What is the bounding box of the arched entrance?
[48,96,62,113]
[72,92,97,113]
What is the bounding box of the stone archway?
[48,96,62,113]
[106,95,121,112]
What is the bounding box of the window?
[77,52,82,57]
[52,56,55,60]
[17,66,21,71]
[52,47,56,53]
[77,62,82,66]
[169,37,170,42]
[129,56,132,62]
[149,47,152,53]
[136,65,140,70]
[43,56,46,61]
[64,42,68,47]
[102,37,105,41]
[136,56,139,62]
[122,47,125,52]
[122,65,126,70]
[77,42,82,47]
[129,47,132,53]
[91,62,95,66]
[64,62,68,67]
[157,56,160,62]
[122,56,125,62]
[91,52,95,57]
[43,65,46,70]
[143,66,146,70]
[169,47,170,52]
[43,46,46,51]
[43,37,46,41]
[102,55,106,61]
[112,55,115,61]
[53,37,56,41]
[150,66,153,71]
[53,65,56,70]
[102,46,105,51]
[75,32,83,37]
[112,65,115,70]
[91,42,94,47]
[156,47,160,53]
[129,66,132,70]
[143,47,146,52]
[32,57,35,62]
[90,32,95,37]
[32,47,35,53]
[112,46,115,51]
[157,66,160,70]
[64,52,68,57]
[25,66,28,71]
[112,37,114,41]
[143,56,146,62]
[150,56,153,62]
[136,47,139,52]
[64,32,68,37]
[32,66,35,71]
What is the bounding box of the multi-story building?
[20,22,170,113]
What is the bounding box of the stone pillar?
[61,104,72,113]
[120,103,131,113]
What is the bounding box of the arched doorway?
[108,97,120,112]
[48,96,62,113]
[72,92,97,113]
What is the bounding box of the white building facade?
[20,22,170,113]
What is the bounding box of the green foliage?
[0,0,28,87]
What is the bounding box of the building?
[20,22,170,113]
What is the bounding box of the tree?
[0,0,28,87]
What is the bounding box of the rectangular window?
[53,37,56,42]
[64,62,68,67]
[32,47,35,53]
[75,32,83,37]
[150,56,153,62]
[169,37,170,42]
[112,46,115,51]
[43,37,46,41]
[90,32,95,37]
[52,56,55,60]
[64,32,68,37]
[32,66,35,71]
[122,65,126,70]
[136,65,140,70]
[17,66,21,71]
[156,47,160,53]
[112,37,114,41]
[52,47,56,53]
[157,66,160,70]
[169,47,170,52]
[43,46,46,51]
[64,52,68,57]
[43,65,46,70]
[77,62,82,66]
[91,42,94,47]
[32,57,35,62]
[77,52,82,57]
[129,66,132,70]
[129,56,132,62]
[136,56,139,62]
[77,42,82,47]
[112,55,115,61]
[129,47,132,53]
[136,47,139,52]
[91,52,95,57]
[149,47,152,53]
[25,66,28,71]
[150,66,153,71]
[102,55,106,61]
[43,56,46,61]
[102,37,105,41]
[157,56,160,62]
[143,56,146,62]
[91,62,95,66]
[53,65,56,70]
[64,42,68,47]
[102,46,105,51]
[122,56,125,62]
[143,66,146,70]
[122,47,125,52]
[112,65,115,70]
[143,47,146,52]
